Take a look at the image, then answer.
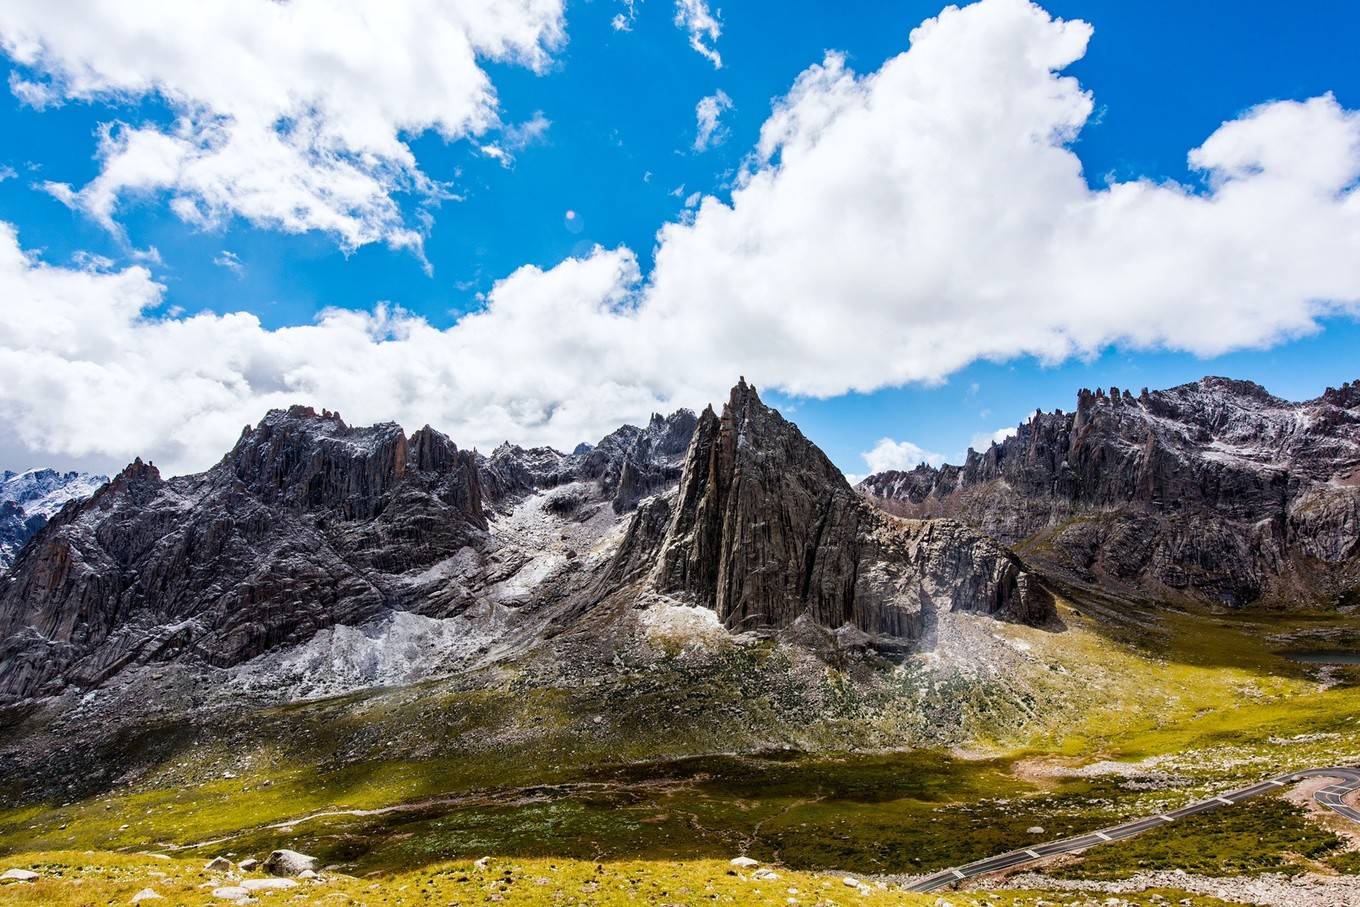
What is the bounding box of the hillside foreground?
[2,596,1359,904]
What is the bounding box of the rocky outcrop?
[0,384,1051,703]
[640,380,1054,641]
[858,377,1360,607]
[477,408,698,511]
[0,469,108,567]
[0,409,488,702]
[0,403,700,704]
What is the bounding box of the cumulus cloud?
[674,0,722,68]
[0,224,673,475]
[3,0,1360,476]
[693,89,733,151]
[861,438,948,475]
[0,0,565,252]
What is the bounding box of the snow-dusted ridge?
[0,468,108,566]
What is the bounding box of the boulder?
[130,889,164,903]
[263,849,318,877]
[0,868,38,882]
[729,857,759,868]
[204,857,233,872]
[242,878,297,890]
[237,858,259,872]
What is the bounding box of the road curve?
[904,765,1360,893]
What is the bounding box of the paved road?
[904,765,1360,893]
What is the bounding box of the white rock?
[753,868,780,880]
[297,869,318,879]
[474,856,491,869]
[237,858,259,871]
[241,878,297,890]
[212,886,251,901]
[131,889,164,902]
[1027,826,1046,834]
[730,856,759,868]
[263,849,317,876]
[205,857,233,872]
[842,876,861,887]
[0,868,38,882]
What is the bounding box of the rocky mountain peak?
[858,376,1360,608]
[477,409,699,512]
[1320,380,1360,410]
[0,468,110,568]
[643,379,1053,640]
[224,408,410,520]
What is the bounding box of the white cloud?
[612,0,639,32]
[213,250,244,278]
[479,111,552,167]
[0,0,565,253]
[4,0,1360,477]
[969,425,1018,453]
[693,89,733,151]
[674,0,722,68]
[861,437,948,475]
[0,223,668,475]
[0,164,15,182]
[636,0,1360,397]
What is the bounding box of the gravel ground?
[974,871,1360,907]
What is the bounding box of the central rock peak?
[652,379,1053,639]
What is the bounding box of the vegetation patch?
[0,850,1243,907]
[1052,796,1345,879]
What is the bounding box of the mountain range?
[0,375,1355,711]
[858,377,1360,609]
[0,469,107,568]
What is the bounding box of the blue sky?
[1,0,1358,477]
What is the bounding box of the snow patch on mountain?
[0,468,108,567]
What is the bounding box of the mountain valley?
[0,377,1358,905]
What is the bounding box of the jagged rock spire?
[651,379,1053,637]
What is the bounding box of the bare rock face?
[0,404,700,704]
[647,380,1053,640]
[477,409,698,511]
[0,408,488,702]
[0,383,1052,703]
[858,377,1360,607]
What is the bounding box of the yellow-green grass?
[1,602,1357,886]
[1052,795,1346,879]
[995,600,1360,770]
[0,851,1241,907]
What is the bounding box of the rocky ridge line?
[857,377,1360,607]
